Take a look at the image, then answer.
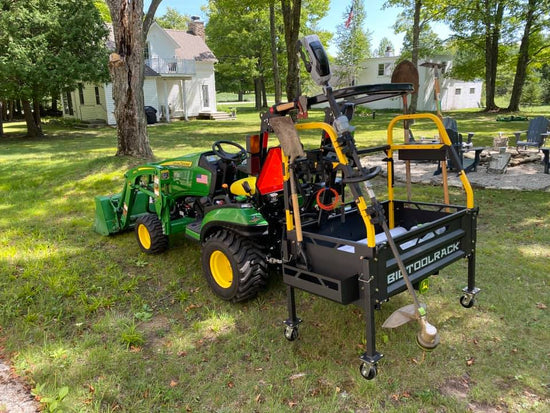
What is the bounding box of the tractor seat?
[230,176,257,196]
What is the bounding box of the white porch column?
[163,80,170,122]
[180,80,188,121]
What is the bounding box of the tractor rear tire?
[202,230,268,302]
[135,214,169,254]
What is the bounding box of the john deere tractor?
[95,35,480,379]
[93,137,286,301]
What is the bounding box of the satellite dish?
[391,60,419,94]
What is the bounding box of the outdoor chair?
[435,117,483,174]
[513,116,549,152]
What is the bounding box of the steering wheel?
[212,140,247,163]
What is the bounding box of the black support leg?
[283,285,302,341]
[284,285,301,328]
[359,280,383,368]
[460,252,480,308]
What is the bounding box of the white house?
[62,19,218,125]
[355,50,483,112]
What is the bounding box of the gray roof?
[106,24,217,63]
[164,29,217,62]
[144,65,160,76]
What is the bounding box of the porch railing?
[145,57,196,75]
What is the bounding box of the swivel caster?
[284,325,299,341]
[359,362,377,380]
[460,287,480,308]
[460,294,475,308]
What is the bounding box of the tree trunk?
[0,101,3,138]
[483,1,504,111]
[254,78,262,110]
[106,0,161,158]
[261,76,268,108]
[22,99,43,137]
[33,98,41,130]
[507,0,536,112]
[15,100,21,119]
[270,2,282,104]
[238,90,244,101]
[51,93,59,114]
[281,0,302,101]
[409,0,422,113]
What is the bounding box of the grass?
[1,105,549,412]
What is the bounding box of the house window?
[144,42,150,60]
[469,87,475,94]
[95,86,101,104]
[202,84,210,108]
[378,63,384,76]
[64,91,74,115]
[455,88,462,95]
[78,83,84,104]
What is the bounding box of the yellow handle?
[386,114,475,209]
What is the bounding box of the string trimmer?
[299,34,440,350]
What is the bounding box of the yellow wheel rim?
[137,224,151,250]
[210,250,233,289]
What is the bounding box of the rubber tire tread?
[202,229,268,302]
[135,214,169,254]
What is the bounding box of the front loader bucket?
[93,195,120,235]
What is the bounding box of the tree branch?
[144,0,163,35]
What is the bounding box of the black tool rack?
[281,114,480,379]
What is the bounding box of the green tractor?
[93,137,287,301]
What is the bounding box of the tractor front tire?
[202,230,268,302]
[135,214,169,254]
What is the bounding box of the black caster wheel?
[284,326,299,341]
[359,362,377,380]
[460,294,475,308]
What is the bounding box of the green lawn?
[1,107,549,412]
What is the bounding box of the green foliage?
[156,7,191,30]
[205,0,272,93]
[93,0,111,22]
[374,37,395,57]
[0,0,109,102]
[520,81,543,105]
[120,323,146,349]
[205,0,330,95]
[32,384,69,412]
[386,0,447,59]
[333,0,372,87]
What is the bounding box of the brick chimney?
[188,16,205,41]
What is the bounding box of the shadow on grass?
[1,115,549,411]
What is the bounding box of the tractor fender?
[200,206,268,242]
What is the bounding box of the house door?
[202,84,210,109]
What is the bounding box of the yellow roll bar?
[386,114,475,211]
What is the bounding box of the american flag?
[345,6,354,28]
[196,174,208,184]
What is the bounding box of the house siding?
[105,83,115,125]
[356,55,482,112]
[143,79,160,120]
[62,84,107,122]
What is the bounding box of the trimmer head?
[416,316,440,350]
